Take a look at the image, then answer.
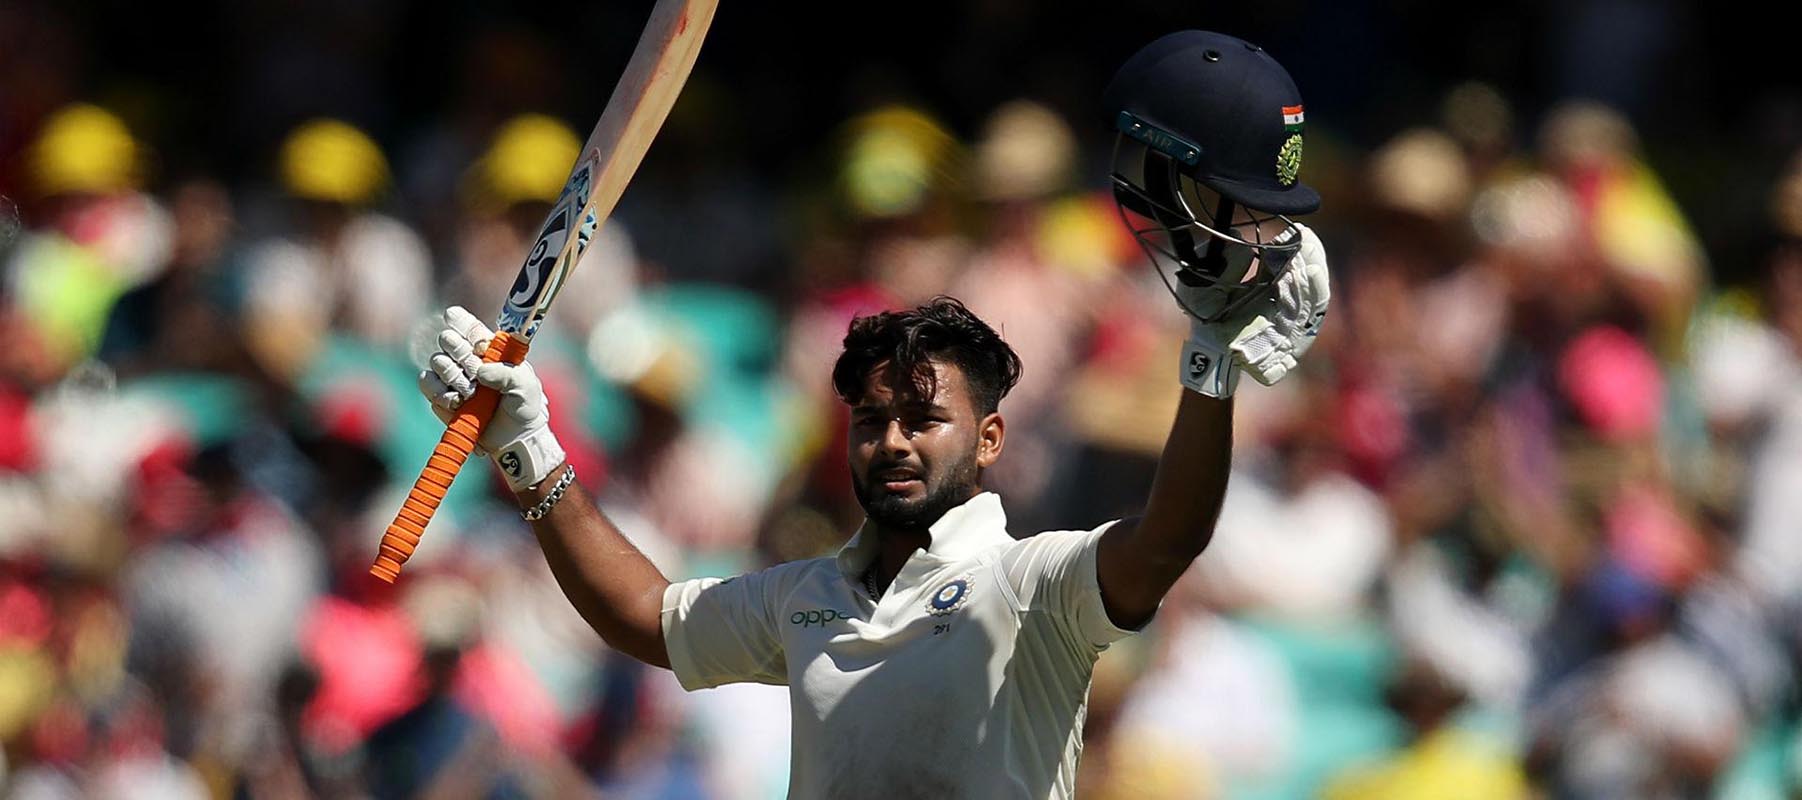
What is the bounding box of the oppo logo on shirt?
[790,609,856,628]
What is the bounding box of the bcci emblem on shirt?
[927,575,974,616]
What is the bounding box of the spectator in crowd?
[239,118,431,380]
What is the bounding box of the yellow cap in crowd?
[279,118,390,205]
[465,114,583,212]
[28,104,140,197]
[839,105,961,219]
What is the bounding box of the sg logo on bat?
[500,153,599,332]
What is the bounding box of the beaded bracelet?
[521,464,576,521]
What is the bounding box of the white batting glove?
[1178,222,1331,396]
[418,306,566,491]
[1179,324,1242,399]
[1228,223,1330,386]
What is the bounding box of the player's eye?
[906,414,945,432]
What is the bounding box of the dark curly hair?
[832,297,1023,416]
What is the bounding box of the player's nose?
[880,418,912,455]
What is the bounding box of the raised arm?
[1096,392,1235,629]
[515,474,671,668]
[1096,225,1331,629]
[421,307,670,668]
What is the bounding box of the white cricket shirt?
[661,492,1142,799]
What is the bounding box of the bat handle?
[370,331,532,583]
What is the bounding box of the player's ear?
[976,411,1005,468]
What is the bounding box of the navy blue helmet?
[1103,31,1316,322]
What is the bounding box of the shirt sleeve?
[1001,521,1151,650]
[660,568,791,691]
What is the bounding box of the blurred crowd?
[5,5,1802,800]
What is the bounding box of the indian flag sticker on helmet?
[1278,105,1305,185]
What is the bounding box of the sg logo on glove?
[499,451,523,479]
[1189,352,1212,381]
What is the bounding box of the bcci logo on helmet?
[1277,134,1303,186]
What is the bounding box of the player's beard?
[852,449,982,532]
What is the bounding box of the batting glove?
[1178,222,1331,397]
[418,306,566,491]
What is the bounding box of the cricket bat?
[371,0,719,582]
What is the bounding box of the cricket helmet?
[1103,30,1317,322]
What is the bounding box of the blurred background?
[3,0,1801,797]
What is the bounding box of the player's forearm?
[1137,389,1234,571]
[1096,388,1233,628]
[516,472,673,669]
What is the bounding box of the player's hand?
[418,306,566,491]
[1227,222,1329,386]
[1178,222,1331,396]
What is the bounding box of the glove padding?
[1179,222,1331,396]
[418,306,566,491]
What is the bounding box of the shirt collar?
[835,491,1012,579]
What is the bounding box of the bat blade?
[497,0,719,339]
[371,0,718,583]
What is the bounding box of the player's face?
[847,359,1002,532]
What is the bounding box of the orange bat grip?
[370,331,532,583]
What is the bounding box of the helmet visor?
[1109,135,1301,322]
